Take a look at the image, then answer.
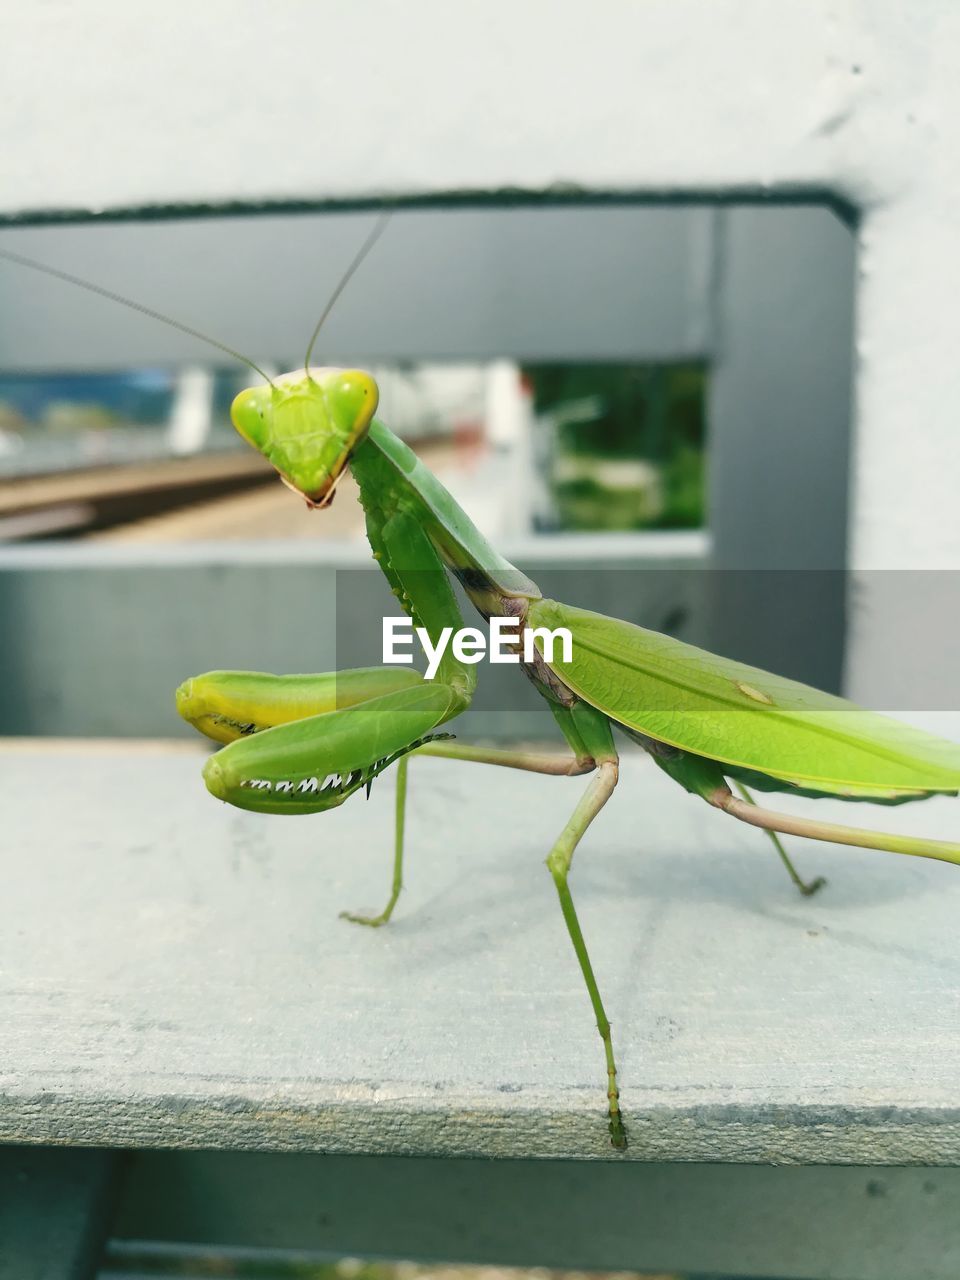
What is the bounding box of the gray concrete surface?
[2,726,959,1163]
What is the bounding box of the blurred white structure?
[167,366,213,455]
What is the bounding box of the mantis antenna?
[302,212,390,377]
[0,242,277,386]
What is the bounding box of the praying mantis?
[4,223,960,1150]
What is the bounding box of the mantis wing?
[528,598,960,798]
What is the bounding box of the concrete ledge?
[2,728,960,1162]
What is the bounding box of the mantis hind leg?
[651,748,827,898]
[732,780,826,897]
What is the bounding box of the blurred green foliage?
[523,363,706,532]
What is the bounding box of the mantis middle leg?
[544,702,625,1148]
[346,699,628,1147]
[546,756,623,1147]
[340,737,598,927]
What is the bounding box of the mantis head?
[231,366,379,507]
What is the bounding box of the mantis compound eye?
[230,386,272,450]
[325,370,379,435]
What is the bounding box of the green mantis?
[176,365,960,1152]
[5,228,960,1151]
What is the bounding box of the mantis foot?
[339,907,395,928]
[609,1110,628,1150]
[798,874,827,897]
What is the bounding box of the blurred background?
[5,5,958,1279]
[0,203,858,1280]
[0,209,712,542]
[0,203,855,740]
